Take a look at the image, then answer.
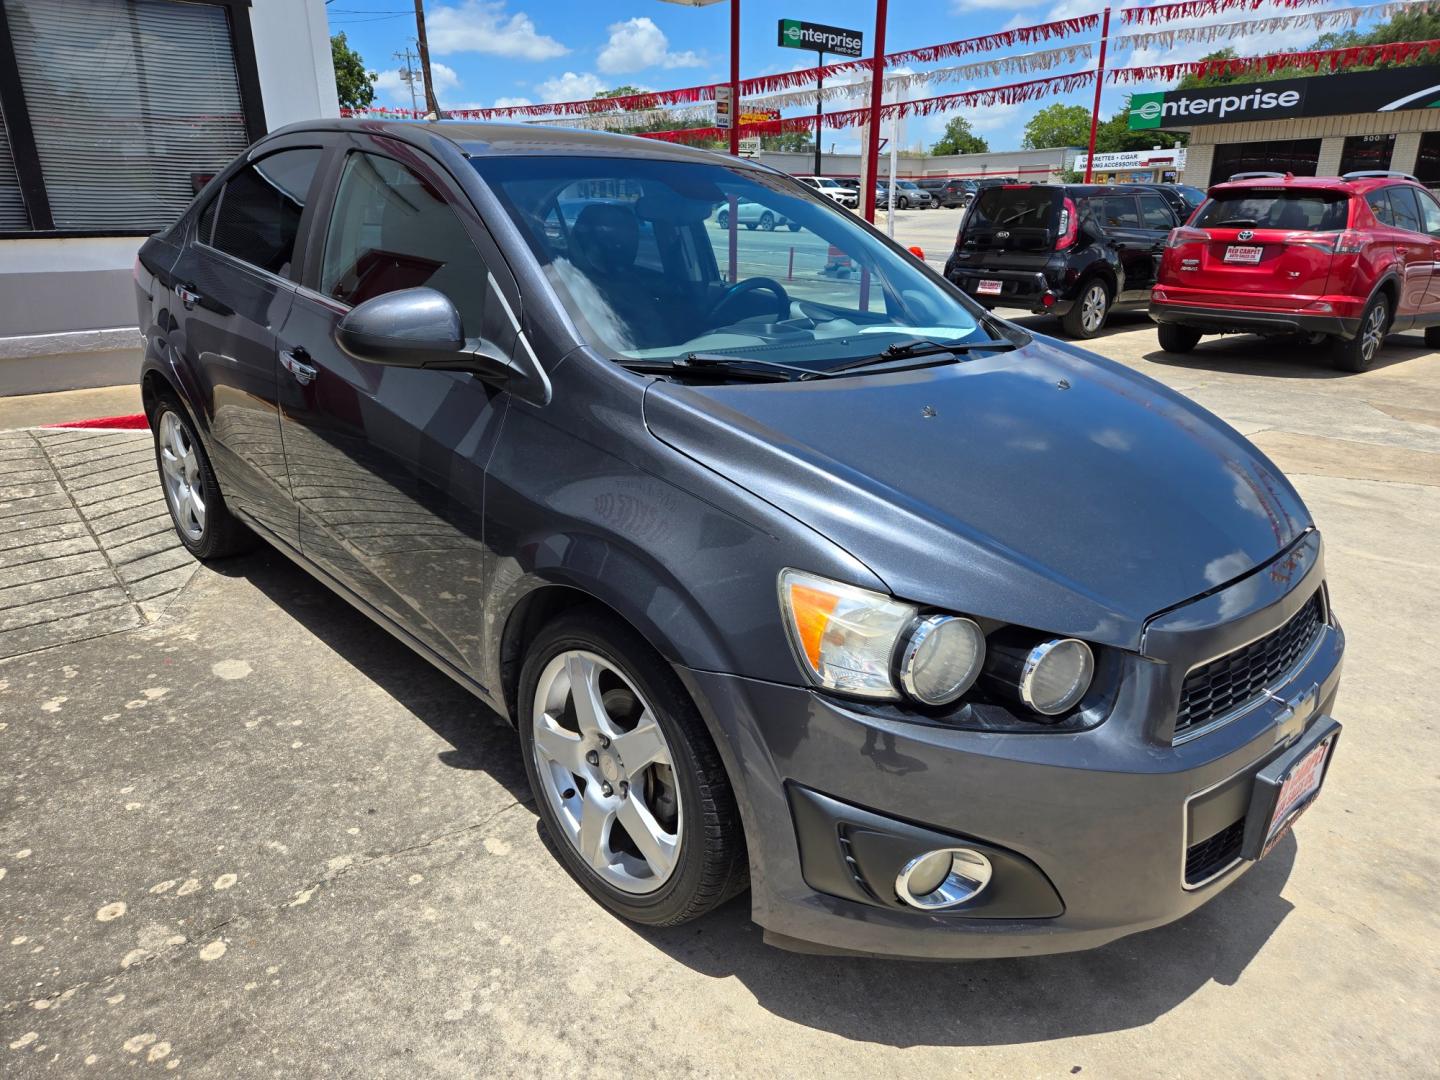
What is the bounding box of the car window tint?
[1386,185,1424,233]
[1195,191,1349,231]
[1416,187,1440,236]
[1138,194,1176,230]
[1084,196,1141,229]
[969,187,1056,230]
[1366,190,1395,226]
[208,148,322,276]
[321,152,490,333]
[197,195,218,246]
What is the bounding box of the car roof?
[263,117,763,168]
[1207,174,1413,195]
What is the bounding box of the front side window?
[1138,193,1176,230]
[321,152,491,333]
[206,148,322,277]
[1415,186,1440,236]
[475,154,990,370]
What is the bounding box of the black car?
[944,183,1183,337]
[1144,183,1207,223]
[916,177,974,208]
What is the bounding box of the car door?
[1410,185,1440,311]
[1137,192,1181,293]
[1382,185,1440,317]
[166,142,325,548]
[276,137,520,677]
[1085,194,1152,299]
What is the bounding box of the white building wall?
[250,0,340,128]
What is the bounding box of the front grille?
[1175,590,1325,737]
[1185,818,1245,886]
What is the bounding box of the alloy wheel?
[531,650,682,894]
[1081,283,1108,334]
[158,411,206,542]
[1359,299,1388,363]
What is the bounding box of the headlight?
[898,615,986,706]
[1018,638,1094,715]
[778,570,914,699]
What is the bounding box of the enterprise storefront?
[1129,65,1440,189]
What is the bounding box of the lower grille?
[1185,818,1245,886]
[1175,590,1326,737]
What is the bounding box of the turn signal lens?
[778,570,915,699]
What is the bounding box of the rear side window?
[1416,187,1440,237]
[1194,190,1349,231]
[1385,185,1424,233]
[968,187,1056,230]
[1083,195,1141,230]
[1367,190,1396,227]
[207,148,323,277]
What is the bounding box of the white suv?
[795,175,859,209]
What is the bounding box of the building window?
[1210,139,1322,183]
[1338,133,1395,177]
[1414,131,1440,189]
[0,109,26,229]
[0,0,263,235]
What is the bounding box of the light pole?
[862,0,888,225]
[658,0,739,158]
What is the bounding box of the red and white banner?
[1110,38,1440,81]
[1120,0,1332,25]
[1113,0,1440,49]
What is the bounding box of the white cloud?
[373,61,460,105]
[952,0,1037,9]
[493,95,533,108]
[427,1,569,61]
[535,71,606,103]
[597,17,702,74]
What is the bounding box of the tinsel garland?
[1110,37,1440,80]
[1113,0,1440,49]
[1121,0,1332,26]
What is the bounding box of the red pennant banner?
[1121,0,1331,25]
[1109,37,1440,80]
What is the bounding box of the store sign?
[738,136,762,156]
[1073,149,1186,171]
[1129,65,1440,129]
[777,18,863,58]
[715,85,733,130]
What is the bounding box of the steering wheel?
[709,277,791,326]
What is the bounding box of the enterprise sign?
[777,18,864,58]
[1129,65,1440,129]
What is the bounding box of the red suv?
[1149,172,1440,371]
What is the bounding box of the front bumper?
[678,534,1344,959]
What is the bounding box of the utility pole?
[393,46,419,114]
[413,0,442,118]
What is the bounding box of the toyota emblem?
[1237,229,1254,241]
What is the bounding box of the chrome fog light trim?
[895,847,993,910]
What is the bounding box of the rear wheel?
[151,396,253,561]
[715,210,729,229]
[1332,293,1390,372]
[1157,323,1202,353]
[1061,279,1111,338]
[787,221,801,232]
[518,609,747,927]
[758,211,775,231]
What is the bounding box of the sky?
[326,0,1398,153]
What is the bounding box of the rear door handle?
[175,284,201,309]
[280,347,317,385]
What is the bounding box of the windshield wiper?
[617,352,825,382]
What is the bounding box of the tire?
[744,222,757,231]
[758,211,775,231]
[787,222,801,232]
[897,197,909,210]
[1061,278,1111,338]
[715,210,728,229]
[1157,323,1202,353]
[1331,292,1390,372]
[517,608,747,927]
[151,395,253,561]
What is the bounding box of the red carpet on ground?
[44,414,149,430]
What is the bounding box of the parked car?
[1151,171,1440,370]
[917,177,975,208]
[945,183,1182,337]
[880,180,932,209]
[715,196,800,231]
[1150,183,1208,220]
[137,120,1343,960]
[794,174,859,209]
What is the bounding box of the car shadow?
[1009,310,1156,343]
[212,546,1297,1049]
[1139,332,1433,378]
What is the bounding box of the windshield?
[473,155,991,371]
[1194,190,1350,231]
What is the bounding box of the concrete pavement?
[1,314,1439,1077]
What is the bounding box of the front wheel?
[897,197,909,210]
[1157,323,1202,353]
[1061,279,1111,338]
[715,210,729,229]
[518,609,747,927]
[1332,293,1390,372]
[758,211,775,231]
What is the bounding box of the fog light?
[895,847,993,910]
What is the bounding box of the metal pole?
[862,0,888,224]
[414,0,442,118]
[1084,7,1110,183]
[813,50,824,177]
[887,84,898,238]
[729,0,740,158]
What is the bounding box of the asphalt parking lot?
[3,240,1439,1076]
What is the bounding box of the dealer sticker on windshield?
[1224,245,1264,265]
[976,279,1003,295]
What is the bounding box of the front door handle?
[175,283,201,309]
[280,347,317,385]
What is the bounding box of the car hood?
[642,337,1310,649]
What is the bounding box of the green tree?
[331,32,376,112]
[1022,103,1092,149]
[1094,101,1189,152]
[1176,48,1306,89]
[930,116,989,155]
[596,85,644,98]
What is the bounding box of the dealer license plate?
[976,279,1003,296]
[1224,245,1264,265]
[1260,735,1333,858]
